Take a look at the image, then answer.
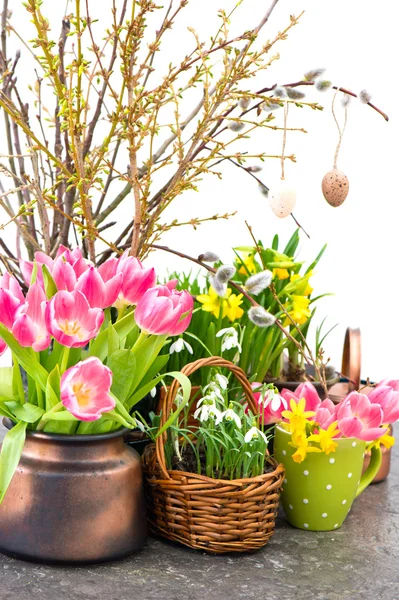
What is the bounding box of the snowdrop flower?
[216,327,242,352]
[194,402,223,424]
[215,374,229,390]
[201,383,224,402]
[244,426,268,444]
[222,407,242,428]
[169,337,193,355]
[150,387,157,398]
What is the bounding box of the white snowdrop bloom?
[202,383,224,401]
[214,374,229,390]
[150,387,157,398]
[222,408,242,428]
[216,327,242,352]
[244,426,268,444]
[194,403,223,424]
[169,338,193,355]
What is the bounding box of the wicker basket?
[142,356,285,554]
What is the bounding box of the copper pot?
[0,420,147,564]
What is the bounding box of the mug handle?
[356,446,382,497]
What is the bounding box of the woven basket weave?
[142,356,285,554]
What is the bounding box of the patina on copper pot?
[0,419,147,564]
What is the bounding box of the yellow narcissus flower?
[281,398,316,432]
[308,422,339,454]
[197,287,244,322]
[288,429,322,463]
[224,289,244,321]
[273,267,290,280]
[284,295,311,325]
[368,428,395,450]
[197,286,222,318]
[238,253,257,275]
[290,272,313,296]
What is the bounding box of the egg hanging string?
[280,99,289,179]
[332,87,348,169]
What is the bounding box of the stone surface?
[0,424,398,600]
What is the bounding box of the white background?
[0,0,398,380]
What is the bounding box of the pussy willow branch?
[150,242,311,362]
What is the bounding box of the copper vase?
[0,421,147,564]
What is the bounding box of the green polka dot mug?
[274,426,383,531]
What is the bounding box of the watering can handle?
[356,446,382,497]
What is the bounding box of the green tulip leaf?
[0,420,27,504]
[4,401,45,424]
[108,349,136,403]
[41,264,58,299]
[0,325,48,391]
[0,367,13,399]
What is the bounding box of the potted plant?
[0,248,193,564]
[162,229,338,397]
[272,381,399,530]
[142,356,285,554]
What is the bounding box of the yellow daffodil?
[308,422,339,455]
[290,272,313,296]
[284,295,311,326]
[368,428,395,450]
[224,289,244,321]
[281,398,316,432]
[238,253,257,275]
[197,286,223,318]
[288,429,322,464]
[197,287,244,322]
[273,267,290,280]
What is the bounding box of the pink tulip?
[12,283,51,351]
[135,282,194,335]
[114,253,156,308]
[314,399,339,432]
[336,391,386,441]
[252,384,288,424]
[60,357,115,421]
[46,290,104,348]
[0,272,25,303]
[51,256,78,291]
[368,384,399,424]
[21,247,91,290]
[76,265,122,309]
[20,252,53,287]
[0,288,23,356]
[377,378,399,392]
[280,382,322,413]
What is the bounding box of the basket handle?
[156,356,259,479]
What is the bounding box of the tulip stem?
[36,401,64,430]
[131,331,148,353]
[116,305,127,322]
[60,347,70,373]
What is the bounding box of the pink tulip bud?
[12,283,51,351]
[369,383,399,424]
[0,272,25,303]
[314,399,339,432]
[52,256,78,291]
[114,253,157,307]
[134,282,194,335]
[336,392,386,441]
[0,288,23,357]
[280,382,322,413]
[75,265,122,309]
[61,357,115,421]
[46,290,104,348]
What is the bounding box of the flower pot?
[274,426,382,531]
[0,420,147,564]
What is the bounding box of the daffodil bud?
[303,68,326,81]
[215,265,236,284]
[315,80,332,92]
[210,274,227,297]
[285,87,306,100]
[359,89,372,104]
[198,251,220,263]
[245,270,273,295]
[248,306,276,327]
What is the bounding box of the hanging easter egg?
[269,180,297,218]
[321,168,349,207]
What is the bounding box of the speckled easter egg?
[269,180,297,218]
[322,168,349,207]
